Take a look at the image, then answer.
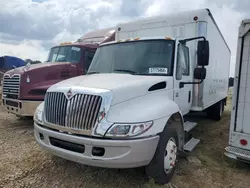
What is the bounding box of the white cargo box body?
[225,20,250,161]
[116,8,231,111]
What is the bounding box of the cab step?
[184,121,197,132]
[184,137,200,152]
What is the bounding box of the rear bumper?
[225,146,250,163]
[34,123,159,168]
[1,98,42,117]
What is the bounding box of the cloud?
[0,40,47,61]
[0,1,63,41]
[205,0,250,14]
[0,0,122,42]
[145,0,207,16]
[0,0,249,76]
[0,0,124,61]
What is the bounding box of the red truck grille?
[44,92,102,131]
[2,74,20,99]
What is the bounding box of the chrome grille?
[2,74,20,97]
[44,92,102,131]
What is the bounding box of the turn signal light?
[240,139,248,146]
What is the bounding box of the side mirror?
[197,40,209,66]
[194,67,206,80]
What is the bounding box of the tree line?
[25,59,42,64]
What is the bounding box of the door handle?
[188,91,191,103]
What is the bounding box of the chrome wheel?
[164,137,177,174]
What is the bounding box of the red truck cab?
[1,27,115,117]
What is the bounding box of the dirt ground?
[1,94,250,188]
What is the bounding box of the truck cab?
[33,9,230,185]
[34,36,209,184]
[1,27,115,117]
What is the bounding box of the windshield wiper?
[114,69,137,74]
[87,71,100,75]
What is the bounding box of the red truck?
[1,27,115,118]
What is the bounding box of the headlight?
[34,109,43,124]
[26,75,30,83]
[105,121,153,137]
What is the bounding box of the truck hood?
[4,62,79,100]
[5,62,75,75]
[49,73,173,105]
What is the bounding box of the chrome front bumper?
[2,98,42,117]
[34,123,159,168]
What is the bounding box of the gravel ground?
[1,96,250,188]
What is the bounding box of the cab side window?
[176,44,190,80]
[182,46,190,76]
[84,50,96,73]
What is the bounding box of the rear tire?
[206,100,223,121]
[145,123,179,185]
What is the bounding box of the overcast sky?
[0,0,249,76]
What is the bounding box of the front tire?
[145,124,179,185]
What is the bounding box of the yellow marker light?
[134,37,140,40]
[165,37,172,40]
[60,42,72,45]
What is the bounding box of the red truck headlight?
[26,75,30,83]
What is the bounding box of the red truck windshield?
[47,46,82,63]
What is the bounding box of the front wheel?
[145,124,179,185]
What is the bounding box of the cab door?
[174,43,192,115]
[83,49,96,74]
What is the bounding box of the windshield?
[88,40,175,76]
[47,46,82,63]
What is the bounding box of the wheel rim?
[164,137,177,174]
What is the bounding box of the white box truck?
[225,19,250,162]
[33,8,231,184]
